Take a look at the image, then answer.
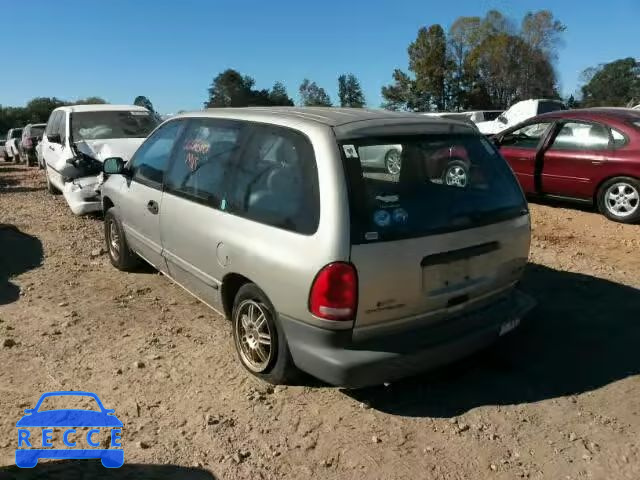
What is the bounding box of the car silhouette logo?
[15,391,124,468]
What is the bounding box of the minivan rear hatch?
[336,125,530,337]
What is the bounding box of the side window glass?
[165,119,243,207]
[501,123,551,149]
[47,112,60,136]
[58,113,67,140]
[550,122,610,151]
[230,125,320,234]
[610,128,627,149]
[130,120,184,188]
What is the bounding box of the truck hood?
[76,138,144,163]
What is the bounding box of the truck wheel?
[104,209,140,271]
[232,283,297,385]
[597,177,640,223]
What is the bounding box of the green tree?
[338,74,366,107]
[448,16,481,110]
[580,58,640,107]
[521,10,566,59]
[268,82,294,106]
[299,79,332,106]
[133,95,155,112]
[205,69,257,107]
[408,24,450,111]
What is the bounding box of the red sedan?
[494,108,640,223]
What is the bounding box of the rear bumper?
[279,289,535,388]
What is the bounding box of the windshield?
[71,110,160,141]
[341,134,527,243]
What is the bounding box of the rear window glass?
[71,110,160,141]
[341,134,527,243]
[538,101,565,114]
[483,111,502,121]
[29,126,45,137]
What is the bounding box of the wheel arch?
[221,272,255,320]
[593,174,640,204]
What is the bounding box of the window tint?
[550,122,610,151]
[130,120,184,188]
[165,119,244,207]
[229,124,319,234]
[343,134,526,242]
[501,122,551,149]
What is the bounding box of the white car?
[476,99,566,136]
[633,104,640,110]
[4,128,23,162]
[42,104,161,215]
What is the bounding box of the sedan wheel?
[603,181,639,219]
[385,149,402,175]
[444,161,468,188]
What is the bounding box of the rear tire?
[104,209,140,271]
[232,283,297,385]
[597,177,640,224]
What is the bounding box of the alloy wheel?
[234,299,274,372]
[604,182,639,218]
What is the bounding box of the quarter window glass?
[230,125,319,234]
[45,112,58,135]
[165,119,243,207]
[550,122,610,151]
[501,123,551,149]
[130,120,184,187]
[58,113,67,140]
[610,128,626,148]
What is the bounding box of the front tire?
[232,283,297,384]
[104,209,140,271]
[597,177,640,223]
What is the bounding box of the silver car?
[101,107,535,388]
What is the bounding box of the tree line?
[204,70,365,108]
[3,8,639,137]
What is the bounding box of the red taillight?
[309,262,358,321]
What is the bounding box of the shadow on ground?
[0,225,43,305]
[0,460,216,479]
[346,264,640,417]
[526,195,596,214]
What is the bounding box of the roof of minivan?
[178,107,477,137]
[53,104,149,113]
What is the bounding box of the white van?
[42,104,160,214]
[476,99,566,136]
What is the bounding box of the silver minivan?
[101,107,535,388]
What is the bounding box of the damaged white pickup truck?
[42,104,161,215]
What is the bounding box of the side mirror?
[48,133,61,144]
[103,157,126,175]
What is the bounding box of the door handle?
[591,160,603,165]
[147,200,159,215]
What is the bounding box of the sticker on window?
[343,145,359,158]
[184,140,210,171]
[373,209,391,227]
[392,208,408,224]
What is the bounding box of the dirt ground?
[0,162,638,480]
